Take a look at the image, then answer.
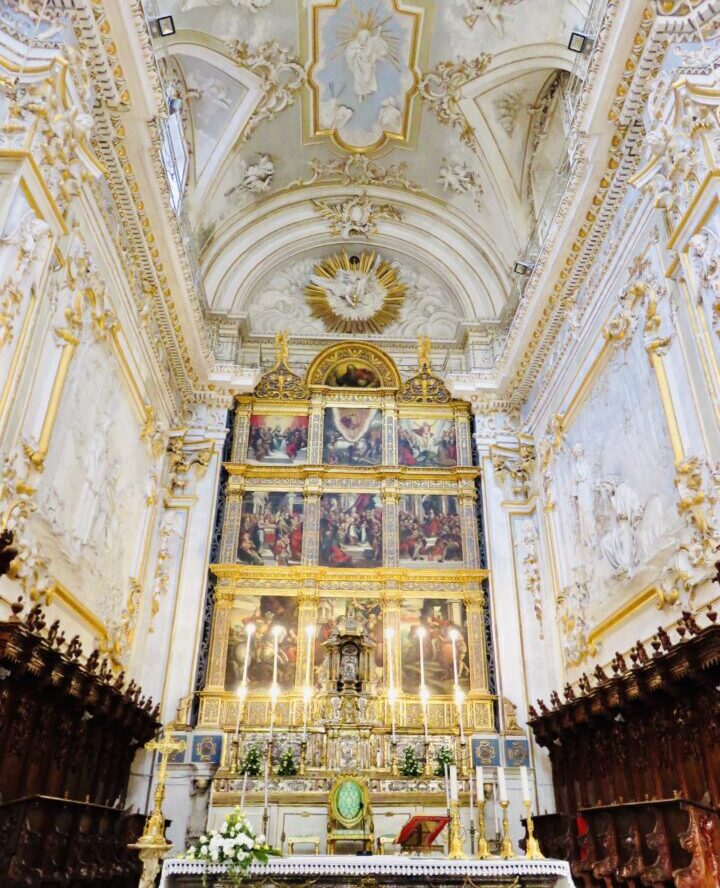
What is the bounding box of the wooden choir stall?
[527,607,720,888]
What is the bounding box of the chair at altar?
[326,775,374,854]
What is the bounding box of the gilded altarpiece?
[200,341,490,767]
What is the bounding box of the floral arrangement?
[398,744,423,777]
[239,743,263,777]
[184,807,280,885]
[277,747,297,776]
[433,743,455,777]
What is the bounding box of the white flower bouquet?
[183,807,280,885]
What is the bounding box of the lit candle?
[417,626,426,688]
[305,624,315,688]
[234,683,248,739]
[271,624,281,687]
[302,685,312,742]
[492,783,500,836]
[240,771,248,811]
[388,686,397,741]
[449,629,459,686]
[454,686,465,742]
[520,766,531,803]
[420,685,429,741]
[264,757,269,810]
[449,764,458,802]
[469,765,474,821]
[476,766,484,804]
[497,766,508,803]
[241,623,256,686]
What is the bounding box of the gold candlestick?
[524,800,545,859]
[423,737,432,776]
[390,737,398,776]
[499,800,515,859]
[476,799,491,859]
[299,737,307,776]
[448,800,466,860]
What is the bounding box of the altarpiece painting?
[319,492,383,566]
[237,491,304,567]
[398,418,457,467]
[247,413,308,465]
[322,406,382,465]
[398,494,463,567]
[400,598,469,695]
[225,596,299,690]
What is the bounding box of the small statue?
[274,330,289,366]
[418,335,431,369]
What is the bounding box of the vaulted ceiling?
[151,0,589,350]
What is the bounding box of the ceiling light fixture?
[513,260,534,276]
[568,31,591,53]
[150,15,176,38]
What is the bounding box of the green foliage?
[433,743,455,777]
[398,744,423,778]
[240,743,263,778]
[277,747,297,776]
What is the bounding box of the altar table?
[159,854,576,888]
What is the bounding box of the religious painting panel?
[319,492,383,567]
[322,406,383,465]
[398,418,457,467]
[398,494,464,568]
[237,491,304,566]
[399,599,469,695]
[225,596,299,691]
[246,413,309,465]
[313,598,384,689]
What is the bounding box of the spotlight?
[513,260,534,276]
[568,31,591,53]
[150,15,176,38]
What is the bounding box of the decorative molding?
[311,192,402,240]
[418,55,493,145]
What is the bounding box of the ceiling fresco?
[156,0,589,347]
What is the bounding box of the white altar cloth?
[159,855,575,888]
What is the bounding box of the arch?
[306,342,402,390]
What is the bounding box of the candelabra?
[475,798,491,859]
[458,735,467,777]
[448,800,466,860]
[523,801,545,859]
[499,800,515,859]
[390,736,398,776]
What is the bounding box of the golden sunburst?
[305,250,406,334]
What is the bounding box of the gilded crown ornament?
[398,336,452,403]
[253,332,308,400]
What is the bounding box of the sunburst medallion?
[305,250,406,335]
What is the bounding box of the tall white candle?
[492,783,500,836]
[444,762,450,810]
[497,766,508,803]
[520,766,531,803]
[420,685,429,740]
[302,685,312,742]
[476,766,484,804]
[449,764,458,802]
[449,629,459,686]
[240,772,248,810]
[305,624,315,687]
[417,626,426,688]
[264,758,269,810]
[241,623,256,686]
[469,766,474,820]
[271,625,280,686]
[388,686,397,741]
[454,686,465,742]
